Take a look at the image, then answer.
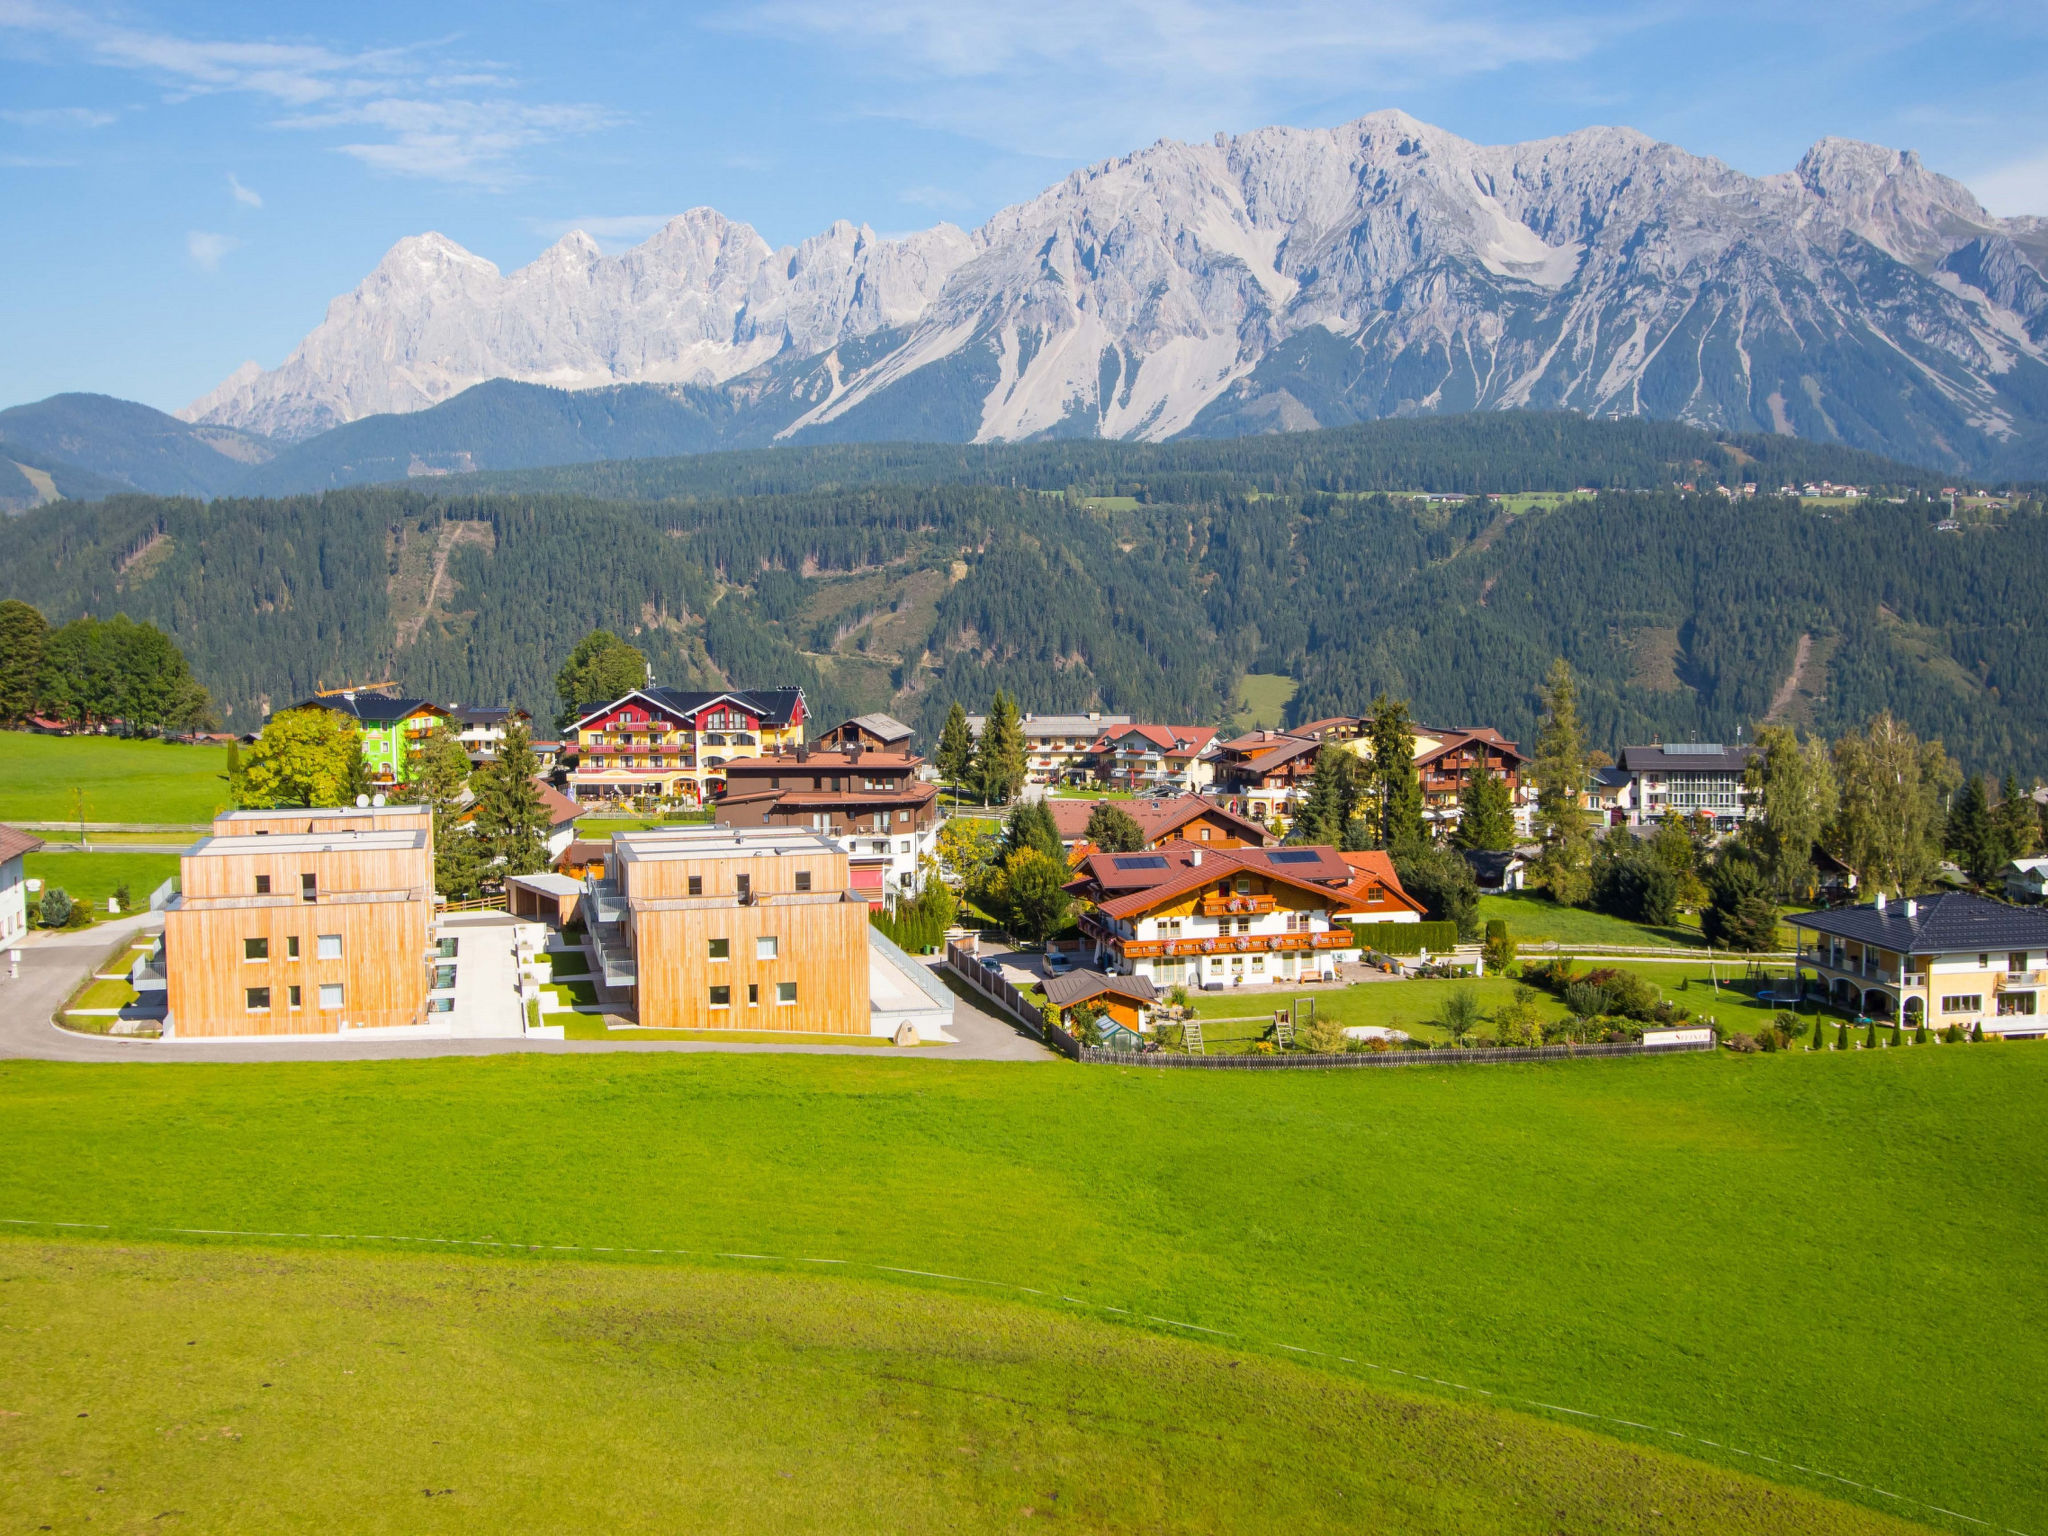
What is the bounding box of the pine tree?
[406,720,485,900]
[0,599,48,723]
[1811,1014,1826,1051]
[1083,800,1146,853]
[1864,1019,1877,1049]
[1945,774,2001,886]
[973,690,1028,806]
[1889,1020,1902,1048]
[1995,773,2038,862]
[1835,1021,1848,1051]
[1452,758,1516,851]
[1529,658,1593,904]
[1291,744,1359,846]
[471,720,551,879]
[936,702,974,793]
[1971,1020,1984,1042]
[1365,696,1424,849]
[1002,799,1064,865]
[1914,1021,1928,1045]
[222,739,243,808]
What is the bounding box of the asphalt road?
[0,917,1052,1065]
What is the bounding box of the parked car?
[1044,951,1074,974]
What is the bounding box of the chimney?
[1191,848,1203,867]
[1905,899,1917,918]
[1875,891,1887,911]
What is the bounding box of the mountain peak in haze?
[181,111,2048,472]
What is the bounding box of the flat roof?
[216,805,429,823]
[613,825,843,862]
[187,829,428,856]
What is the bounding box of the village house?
[1788,891,2048,1037]
[1047,793,1272,855]
[815,713,915,754]
[443,705,531,764]
[588,825,950,1039]
[1211,729,1326,828]
[1065,842,1402,991]
[281,688,447,788]
[162,805,435,1037]
[2005,857,2048,904]
[565,688,807,806]
[966,710,1134,786]
[1038,969,1159,1046]
[712,733,940,902]
[1618,743,1756,829]
[1084,724,1220,793]
[0,824,43,945]
[1412,727,1530,837]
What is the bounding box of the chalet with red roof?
[1066,842,1412,990]
[1412,727,1531,838]
[1047,793,1271,857]
[565,688,806,806]
[1085,724,1219,792]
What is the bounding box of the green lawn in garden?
[0,1240,1923,1536]
[1479,891,1711,949]
[0,730,229,824]
[1229,671,1298,732]
[0,1047,2041,1533]
[555,1019,901,1044]
[24,851,181,920]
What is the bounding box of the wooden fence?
[944,940,1080,1060]
[1081,1038,1717,1069]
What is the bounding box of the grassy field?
[1478,892,1709,948]
[0,1049,2041,1533]
[559,1019,904,1044]
[0,1240,1923,1536]
[23,851,181,920]
[1229,671,1298,733]
[0,730,230,824]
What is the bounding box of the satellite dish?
[356,794,371,808]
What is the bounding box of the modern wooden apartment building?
[603,825,870,1033]
[163,806,435,1037]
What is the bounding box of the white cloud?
[723,0,1617,158]
[0,104,116,126]
[1970,148,2048,218]
[227,171,262,207]
[187,230,240,270]
[0,2,613,185]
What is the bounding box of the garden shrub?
[1726,1032,1759,1052]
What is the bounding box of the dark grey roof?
[1592,765,1632,788]
[286,693,440,725]
[1041,969,1159,1007]
[1618,744,1755,773]
[445,705,524,727]
[1786,892,2048,951]
[1462,849,1526,881]
[570,687,806,732]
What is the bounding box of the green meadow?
[0,730,230,825]
[0,1047,2042,1533]
[1228,671,1298,733]
[24,851,181,920]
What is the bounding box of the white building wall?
[0,854,27,944]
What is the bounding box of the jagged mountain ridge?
[183,110,2048,471]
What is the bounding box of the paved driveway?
[0,918,1052,1064]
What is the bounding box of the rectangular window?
[736,873,752,899]
[708,938,729,960]
[319,983,343,1010]
[1942,994,1983,1014]
[301,873,317,902]
[748,983,759,1006]
[317,934,342,960]
[428,996,455,1014]
[244,937,268,961]
[2011,952,2030,973]
[286,935,300,959]
[244,986,270,1011]
[1997,992,2037,1016]
[687,875,703,896]
[776,981,797,1005]
[709,985,731,1008]
[437,937,459,958]
[254,874,271,894]
[433,964,457,989]
[795,871,812,893]
[287,984,301,1009]
[756,935,778,960]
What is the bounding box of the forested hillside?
[4,459,2044,777]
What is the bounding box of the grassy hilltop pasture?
[0,730,229,825]
[0,1047,2042,1533]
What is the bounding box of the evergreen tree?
[1995,773,2038,862]
[1392,841,1482,941]
[553,630,648,732]
[471,720,551,878]
[1452,758,1516,851]
[1529,658,1593,904]
[1702,844,1779,952]
[1836,1021,1848,1051]
[1811,1015,1827,1051]
[973,689,1028,805]
[1945,774,2001,886]
[1364,696,1424,849]
[1647,815,1709,913]
[1889,1020,1902,1048]
[0,599,48,723]
[1002,798,1064,865]
[1971,1020,1984,1042]
[240,708,362,808]
[406,720,486,900]
[1290,744,1360,847]
[936,702,974,793]
[222,739,243,808]
[1082,801,1146,854]
[1864,1019,1877,1049]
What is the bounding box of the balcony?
[1199,892,1275,917]
[1113,931,1350,960]
[1997,969,2048,989]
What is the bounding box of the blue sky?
[3,0,2045,416]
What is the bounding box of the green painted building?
[281,691,446,786]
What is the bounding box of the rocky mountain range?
[169,110,2048,476]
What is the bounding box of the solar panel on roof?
[1268,850,1322,864]
[1111,855,1169,870]
[1664,743,1725,755]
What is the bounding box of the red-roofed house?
[1411,727,1531,838]
[1084,724,1219,792]
[1065,842,1382,990]
[1047,794,1271,855]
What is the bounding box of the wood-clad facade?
[614,827,868,1033]
[164,821,432,1038]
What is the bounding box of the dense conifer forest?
[0,415,2039,775]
